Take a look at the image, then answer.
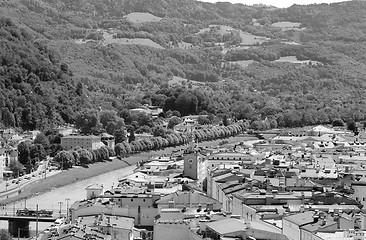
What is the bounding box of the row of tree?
[115,122,247,156]
[53,146,115,170]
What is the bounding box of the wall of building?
[86,189,103,200]
[247,228,287,240]
[112,196,154,208]
[99,225,132,240]
[339,216,354,230]
[351,185,366,205]
[189,229,204,240]
[184,152,199,180]
[282,219,301,240]
[241,204,258,222]
[72,205,158,226]
[301,230,324,240]
[61,136,102,150]
[154,221,190,240]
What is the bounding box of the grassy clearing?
[124,12,162,23]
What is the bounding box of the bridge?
[0,215,57,222]
[0,209,62,238]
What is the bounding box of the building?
[101,132,115,149]
[204,217,286,240]
[53,125,78,136]
[61,135,105,150]
[155,190,222,212]
[86,183,104,200]
[46,213,138,240]
[183,142,207,182]
[129,105,163,118]
[0,147,18,179]
[207,151,253,170]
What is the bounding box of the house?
[86,183,104,200]
[129,105,163,118]
[101,132,115,149]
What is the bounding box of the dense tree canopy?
[2,0,366,133]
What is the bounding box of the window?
[143,199,146,202]
[131,199,133,202]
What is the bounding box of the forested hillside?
[1,0,366,131]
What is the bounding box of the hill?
[1,0,366,131]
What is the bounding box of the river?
[0,165,136,238]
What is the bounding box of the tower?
[183,135,207,181]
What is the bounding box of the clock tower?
[183,140,207,181]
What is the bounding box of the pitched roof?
[206,218,246,235]
[283,211,315,226]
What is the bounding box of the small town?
[1,116,366,240]
[2,0,366,239]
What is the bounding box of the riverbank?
[0,135,255,205]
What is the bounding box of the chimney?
[206,203,213,211]
[197,204,202,212]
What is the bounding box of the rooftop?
[206,218,246,235]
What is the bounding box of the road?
[0,160,58,201]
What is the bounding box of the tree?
[99,110,125,135]
[114,128,127,144]
[75,82,83,96]
[231,102,254,120]
[168,116,181,129]
[0,229,12,240]
[75,110,102,135]
[8,161,24,178]
[127,126,135,143]
[332,118,345,127]
[152,126,167,138]
[1,108,15,127]
[54,150,75,170]
[30,144,47,169]
[175,92,198,116]
[77,149,93,165]
[197,115,210,125]
[347,121,356,132]
[34,132,50,150]
[17,141,31,165]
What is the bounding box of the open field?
[168,76,205,88]
[274,56,323,65]
[271,21,305,31]
[102,31,164,48]
[124,12,162,23]
[225,60,254,68]
[75,31,165,49]
[239,31,269,45]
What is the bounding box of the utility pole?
[44,159,47,179]
[58,202,63,218]
[65,198,70,221]
[36,204,38,238]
